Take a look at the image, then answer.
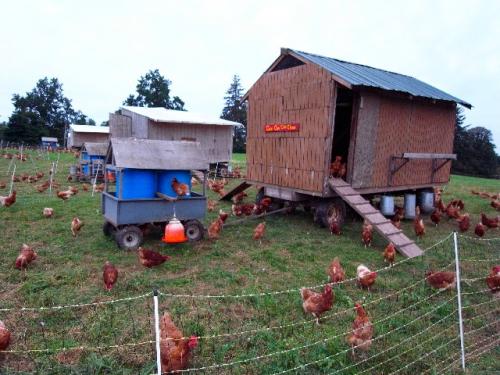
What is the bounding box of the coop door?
[330,87,354,179]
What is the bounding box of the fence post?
[9,164,16,195]
[153,289,162,375]
[453,231,466,371]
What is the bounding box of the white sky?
[0,0,499,148]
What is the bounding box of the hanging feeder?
[162,214,187,244]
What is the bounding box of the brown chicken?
[430,209,442,227]
[36,181,50,193]
[456,213,470,232]
[475,222,486,237]
[414,206,425,240]
[329,217,341,236]
[43,207,54,218]
[57,190,73,201]
[361,220,373,248]
[486,266,500,295]
[15,244,38,270]
[383,243,396,266]
[36,171,44,179]
[253,222,266,241]
[0,190,16,207]
[356,265,377,290]
[207,199,217,212]
[0,320,10,351]
[171,178,189,196]
[0,181,6,189]
[435,198,446,212]
[426,271,456,291]
[300,284,334,325]
[491,200,500,211]
[71,217,84,237]
[208,212,227,240]
[327,257,345,284]
[445,202,461,220]
[232,191,248,204]
[93,183,105,193]
[218,210,229,223]
[82,183,90,192]
[68,186,79,195]
[480,213,499,229]
[347,303,374,358]
[160,312,198,372]
[391,216,401,229]
[138,247,171,267]
[103,261,118,291]
[330,156,343,177]
[254,197,273,215]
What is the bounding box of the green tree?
[123,69,186,110]
[5,77,87,144]
[221,75,247,152]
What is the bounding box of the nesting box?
[79,142,107,178]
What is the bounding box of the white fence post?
[153,289,162,375]
[453,231,466,371]
[9,164,16,195]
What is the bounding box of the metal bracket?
[388,155,410,186]
[431,159,452,183]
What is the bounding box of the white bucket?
[418,190,435,214]
[380,195,395,216]
[404,193,416,219]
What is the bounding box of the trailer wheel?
[314,199,346,228]
[115,226,143,250]
[184,220,204,242]
[103,221,116,237]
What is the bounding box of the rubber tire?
[184,220,205,242]
[103,221,116,237]
[114,226,143,250]
[314,199,347,228]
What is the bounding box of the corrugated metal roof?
[70,124,110,134]
[41,137,58,142]
[108,138,209,170]
[121,106,242,126]
[82,142,108,156]
[288,49,472,108]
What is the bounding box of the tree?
[452,107,498,177]
[5,77,87,144]
[123,69,186,110]
[221,75,247,152]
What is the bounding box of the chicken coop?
[67,124,110,149]
[108,106,241,167]
[41,137,58,149]
[231,48,471,258]
[78,142,108,180]
[101,138,209,250]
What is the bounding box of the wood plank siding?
[69,132,109,148]
[109,113,132,138]
[246,63,335,194]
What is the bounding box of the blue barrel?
[404,193,416,219]
[82,164,89,175]
[158,170,191,197]
[418,190,435,214]
[81,152,89,160]
[380,195,395,216]
[117,169,157,199]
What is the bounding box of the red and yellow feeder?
[162,215,187,244]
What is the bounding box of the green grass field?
[0,150,498,374]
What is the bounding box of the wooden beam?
[402,152,457,160]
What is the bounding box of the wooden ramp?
[219,181,253,201]
[328,178,423,258]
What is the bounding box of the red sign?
[264,123,300,133]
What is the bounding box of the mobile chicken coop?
[67,124,110,149]
[78,142,108,180]
[101,138,209,250]
[233,48,471,257]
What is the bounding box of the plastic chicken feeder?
[162,215,187,244]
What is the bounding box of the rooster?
[327,258,345,284]
[347,303,373,358]
[207,199,217,212]
[456,213,470,232]
[300,284,334,325]
[356,265,377,290]
[0,190,16,207]
[43,207,54,218]
[15,244,37,270]
[425,271,456,291]
[383,243,396,266]
[475,222,486,237]
[253,222,266,242]
[486,266,500,296]
[414,206,425,240]
[0,320,10,351]
[138,247,171,267]
[71,217,84,237]
[361,220,373,247]
[480,213,499,229]
[430,209,442,227]
[103,261,118,291]
[171,178,189,196]
[232,191,248,204]
[160,312,198,372]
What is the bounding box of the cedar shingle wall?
[246,64,334,193]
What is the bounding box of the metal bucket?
[69,165,77,175]
[380,195,395,216]
[418,190,434,214]
[404,193,416,219]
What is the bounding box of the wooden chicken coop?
[108,106,241,166]
[67,124,110,149]
[234,48,471,258]
[78,142,108,180]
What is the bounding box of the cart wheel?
[115,226,143,250]
[103,221,116,237]
[314,199,346,228]
[184,220,204,242]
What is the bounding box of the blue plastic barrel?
[158,170,191,197]
[404,193,416,219]
[82,165,89,175]
[118,169,157,199]
[418,190,434,214]
[380,195,395,216]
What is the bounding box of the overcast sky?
[1,0,499,148]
